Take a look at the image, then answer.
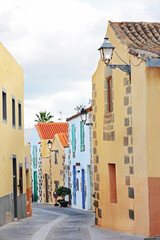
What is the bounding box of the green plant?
[92,192,96,198]
[35,110,54,123]
[55,186,71,200]
[93,200,96,207]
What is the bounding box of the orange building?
[92,21,160,237]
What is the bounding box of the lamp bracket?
[108,64,131,73]
[85,123,93,126]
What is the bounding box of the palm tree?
[35,111,54,123]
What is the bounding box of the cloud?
[0,0,159,128]
[24,80,92,128]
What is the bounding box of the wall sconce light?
[80,108,93,126]
[47,139,52,151]
[47,140,59,153]
[53,150,59,154]
[98,38,131,83]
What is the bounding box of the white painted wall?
[30,126,41,202]
[68,113,92,210]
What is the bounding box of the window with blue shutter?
[80,121,85,151]
[72,124,75,153]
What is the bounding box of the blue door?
[73,166,76,205]
[82,169,85,209]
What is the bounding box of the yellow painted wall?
[41,139,50,203]
[146,67,160,177]
[51,135,65,204]
[41,139,48,157]
[41,136,65,204]
[92,22,153,236]
[0,42,25,198]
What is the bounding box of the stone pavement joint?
[30,215,68,240]
[30,208,68,240]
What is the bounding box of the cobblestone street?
[0,203,146,240]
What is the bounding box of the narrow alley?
[0,204,145,240]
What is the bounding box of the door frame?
[82,169,85,209]
[12,155,18,218]
[73,166,76,205]
[45,174,49,203]
[87,165,92,210]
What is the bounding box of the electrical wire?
[114,50,129,65]
[129,56,144,67]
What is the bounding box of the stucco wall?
[0,43,27,225]
[68,114,93,210]
[92,22,153,236]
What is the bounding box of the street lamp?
[80,108,93,126]
[98,37,131,83]
[98,38,115,64]
[47,139,52,151]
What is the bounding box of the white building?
[30,125,42,202]
[65,106,94,210]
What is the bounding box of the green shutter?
[33,145,37,168]
[72,124,75,153]
[80,121,84,151]
[34,171,37,202]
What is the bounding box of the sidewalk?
[87,216,145,240]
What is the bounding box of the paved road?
[0,203,146,240]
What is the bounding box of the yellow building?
[33,122,68,204]
[92,21,160,237]
[0,42,29,225]
[42,133,68,204]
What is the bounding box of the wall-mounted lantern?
[98,37,131,83]
[47,139,52,151]
[80,108,93,126]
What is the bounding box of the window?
[104,77,113,115]
[19,164,23,194]
[80,121,85,151]
[55,152,58,164]
[12,97,16,127]
[54,180,59,189]
[72,124,76,153]
[76,178,79,191]
[107,77,112,113]
[18,101,22,128]
[33,145,37,168]
[2,89,7,122]
[108,163,117,203]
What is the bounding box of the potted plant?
[55,186,71,207]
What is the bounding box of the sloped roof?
[110,21,160,60]
[35,122,68,140]
[57,133,68,147]
[66,106,92,122]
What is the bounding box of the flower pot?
[59,200,69,207]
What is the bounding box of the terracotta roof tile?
[57,133,68,147]
[110,21,160,59]
[35,122,68,140]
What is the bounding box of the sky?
[0,0,159,128]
